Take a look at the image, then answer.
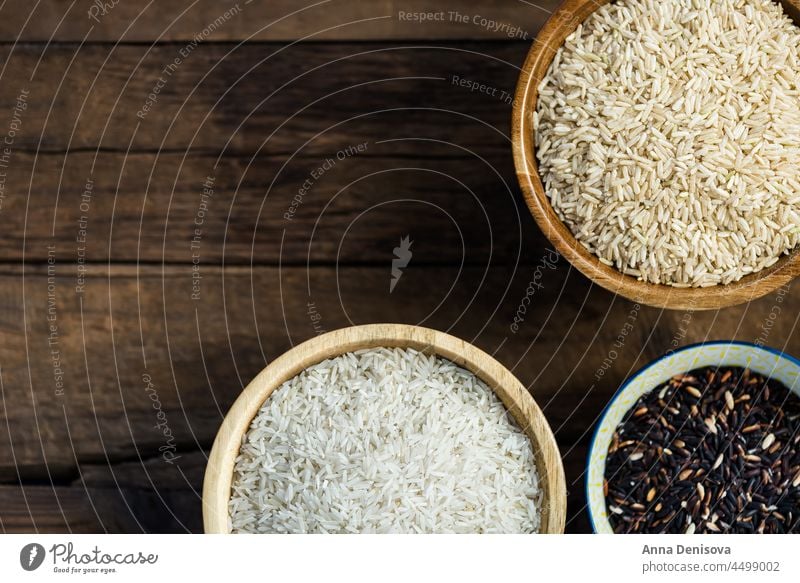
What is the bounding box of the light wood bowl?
[203,324,567,533]
[512,0,800,311]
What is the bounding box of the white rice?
[228,347,541,533]
[535,0,800,287]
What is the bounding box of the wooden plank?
[0,485,106,533]
[0,482,200,533]
[0,42,526,152]
[1,263,797,486]
[563,440,592,533]
[0,150,534,264]
[75,450,207,491]
[0,0,557,42]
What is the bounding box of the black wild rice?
[604,366,800,533]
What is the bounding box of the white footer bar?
[0,534,796,582]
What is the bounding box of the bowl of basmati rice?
[512,0,800,310]
[202,324,566,533]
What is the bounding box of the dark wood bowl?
[512,0,800,311]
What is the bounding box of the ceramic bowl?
[587,341,800,532]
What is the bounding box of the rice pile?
[228,347,541,533]
[535,0,800,287]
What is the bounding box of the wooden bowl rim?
[511,0,800,311]
[202,323,567,533]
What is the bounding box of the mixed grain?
[604,366,800,533]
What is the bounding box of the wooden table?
[0,0,797,534]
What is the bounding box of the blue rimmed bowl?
[586,341,800,533]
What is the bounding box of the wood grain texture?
[0,0,558,42]
[0,151,531,264]
[0,262,620,482]
[0,486,109,533]
[0,42,525,153]
[511,0,800,310]
[1,264,798,532]
[203,323,567,533]
[4,0,800,536]
[0,478,202,534]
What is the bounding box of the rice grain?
[228,347,541,533]
[535,0,800,286]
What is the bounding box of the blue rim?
[585,340,800,533]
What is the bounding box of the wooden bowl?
[203,324,567,533]
[512,0,800,311]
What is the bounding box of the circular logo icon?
[19,543,46,571]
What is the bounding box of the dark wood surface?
[0,0,559,42]
[0,0,797,534]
